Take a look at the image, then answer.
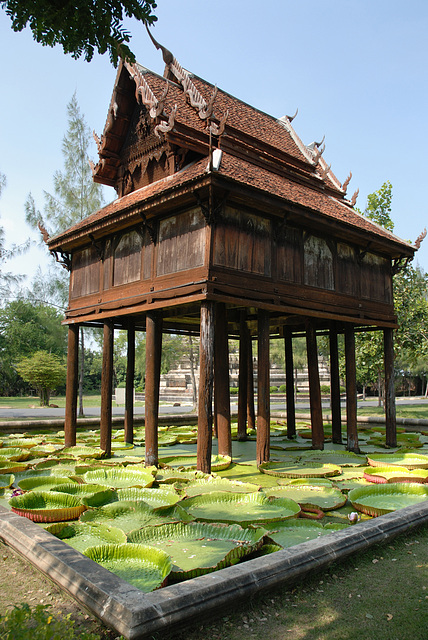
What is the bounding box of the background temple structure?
[47,40,415,472]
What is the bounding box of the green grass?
[357,404,428,421]
[0,396,144,409]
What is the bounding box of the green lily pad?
[184,478,261,497]
[18,476,78,492]
[84,544,172,592]
[0,448,31,462]
[80,501,180,533]
[0,461,29,474]
[180,491,300,525]
[46,521,127,553]
[81,486,183,509]
[49,483,110,501]
[348,482,428,517]
[9,491,87,522]
[0,474,14,488]
[363,466,428,484]
[263,485,347,511]
[159,454,231,471]
[61,446,105,459]
[127,521,266,580]
[300,450,367,467]
[83,467,156,489]
[367,453,428,469]
[258,461,342,478]
[155,469,212,484]
[264,519,327,548]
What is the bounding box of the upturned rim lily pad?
[9,491,87,522]
[80,500,181,533]
[18,476,78,492]
[363,466,428,484]
[61,446,105,459]
[159,454,231,471]
[258,461,342,478]
[46,521,127,552]
[180,491,300,524]
[299,450,367,467]
[127,521,266,580]
[367,453,428,469]
[348,482,428,517]
[263,485,347,511]
[81,486,183,509]
[183,477,261,496]
[83,543,172,592]
[0,474,14,488]
[83,467,156,489]
[264,518,326,548]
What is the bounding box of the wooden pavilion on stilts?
[47,35,414,473]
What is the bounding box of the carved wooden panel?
[360,253,392,302]
[157,208,206,276]
[304,235,334,290]
[337,243,358,296]
[113,230,142,286]
[70,246,100,298]
[213,208,271,276]
[276,226,302,283]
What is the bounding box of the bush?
[270,386,278,393]
[230,387,239,394]
[320,385,330,394]
[0,603,101,640]
[279,384,287,393]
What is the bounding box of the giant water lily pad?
[367,453,428,469]
[264,485,347,511]
[9,491,87,522]
[180,491,300,525]
[183,477,261,497]
[18,476,78,492]
[0,474,14,488]
[348,483,428,517]
[264,519,327,548]
[127,521,266,580]
[80,501,180,533]
[0,447,31,462]
[363,466,428,484]
[49,483,110,501]
[81,486,183,509]
[61,446,104,459]
[83,467,156,489]
[258,461,341,478]
[46,521,127,553]
[155,469,211,484]
[300,450,367,467]
[84,543,172,592]
[159,454,231,471]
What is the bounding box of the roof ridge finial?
[146,24,174,65]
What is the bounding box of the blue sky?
[1,0,427,284]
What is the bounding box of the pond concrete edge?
[1,501,428,639]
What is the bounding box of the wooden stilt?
[284,327,296,438]
[124,320,135,444]
[197,301,215,473]
[215,302,232,457]
[329,322,342,444]
[384,328,397,448]
[100,320,114,456]
[145,311,162,467]
[344,324,359,452]
[306,320,324,449]
[257,309,270,465]
[65,324,78,448]
[246,328,256,431]
[237,311,249,441]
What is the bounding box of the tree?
[16,350,66,406]
[25,94,105,414]
[1,0,157,66]
[0,172,29,300]
[364,180,394,232]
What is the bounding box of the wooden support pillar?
[257,309,270,465]
[247,332,256,431]
[384,327,397,448]
[145,311,162,467]
[305,320,324,450]
[329,322,342,444]
[344,324,359,452]
[284,327,296,439]
[124,320,135,444]
[197,301,215,473]
[214,302,232,457]
[100,320,114,456]
[237,311,249,440]
[64,324,78,448]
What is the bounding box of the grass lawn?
[0,396,144,409]
[356,403,428,421]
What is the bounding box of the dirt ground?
[0,541,120,639]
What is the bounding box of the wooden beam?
[344,324,359,452]
[197,301,215,473]
[247,330,256,431]
[305,320,324,449]
[64,324,78,448]
[237,311,249,441]
[284,327,296,438]
[214,302,232,457]
[124,320,135,444]
[100,320,114,456]
[257,309,270,465]
[384,328,397,448]
[329,322,342,444]
[145,311,163,467]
